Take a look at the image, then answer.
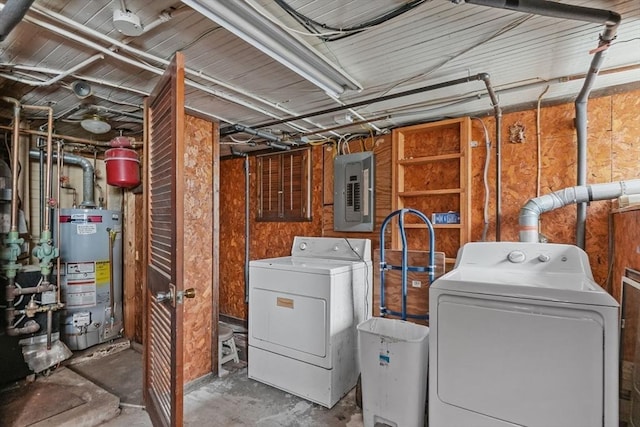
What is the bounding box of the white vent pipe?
[519,180,640,243]
[3,54,103,87]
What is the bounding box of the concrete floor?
[100,363,364,427]
[1,332,364,427]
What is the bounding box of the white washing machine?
[248,236,372,408]
[429,242,619,427]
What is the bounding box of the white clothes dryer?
[429,242,619,427]
[248,236,372,408]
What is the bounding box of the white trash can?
[357,317,429,427]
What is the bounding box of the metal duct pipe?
[244,154,250,304]
[459,0,621,249]
[29,149,96,208]
[519,179,640,243]
[479,73,503,241]
[0,0,35,41]
[233,124,283,143]
[463,0,620,25]
[1,97,21,232]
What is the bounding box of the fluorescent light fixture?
[181,0,362,97]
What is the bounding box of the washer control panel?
[292,236,371,261]
[457,242,592,276]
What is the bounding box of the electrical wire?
[471,117,491,242]
[245,0,356,37]
[229,135,256,144]
[12,314,26,328]
[274,0,431,42]
[343,238,370,320]
[376,14,534,98]
[12,280,25,307]
[364,129,375,151]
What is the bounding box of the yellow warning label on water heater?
[95,261,111,284]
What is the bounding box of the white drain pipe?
[519,180,640,243]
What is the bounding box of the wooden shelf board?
[399,189,462,197]
[397,153,462,165]
[403,223,462,229]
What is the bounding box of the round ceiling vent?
[81,115,111,134]
[113,9,144,37]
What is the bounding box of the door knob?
[155,285,195,306]
[180,288,196,300]
[156,289,173,303]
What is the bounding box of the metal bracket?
[177,288,196,304]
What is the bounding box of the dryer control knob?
[507,250,526,263]
[299,242,307,250]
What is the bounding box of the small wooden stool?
[218,324,239,376]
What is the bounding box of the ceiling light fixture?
[113,0,143,36]
[180,0,362,97]
[71,80,92,99]
[81,114,111,134]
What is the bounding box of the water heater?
[56,208,123,350]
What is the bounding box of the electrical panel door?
[334,152,374,232]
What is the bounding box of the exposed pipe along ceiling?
[0,0,639,386]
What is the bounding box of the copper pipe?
[56,140,62,306]
[7,320,40,336]
[0,124,144,148]
[107,228,117,321]
[46,309,52,350]
[5,278,17,333]
[22,105,54,231]
[11,283,55,295]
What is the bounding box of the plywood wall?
[469,90,640,289]
[181,115,216,382]
[218,88,640,321]
[219,145,324,321]
[219,158,247,320]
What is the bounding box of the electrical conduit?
[458,0,622,249]
[479,73,502,241]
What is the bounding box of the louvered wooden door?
[143,53,186,427]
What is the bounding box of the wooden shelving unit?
[391,117,471,267]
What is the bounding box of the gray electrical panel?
[334,152,375,232]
